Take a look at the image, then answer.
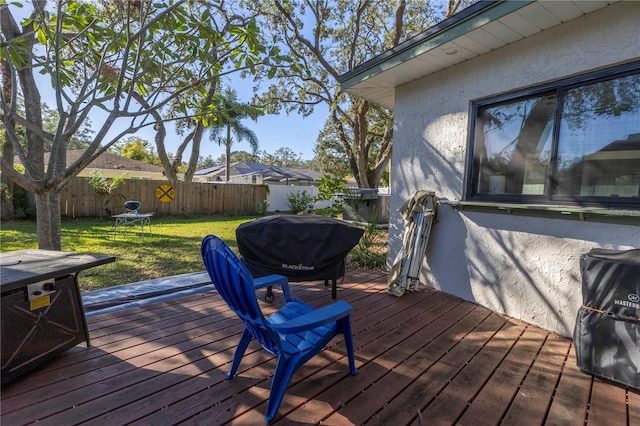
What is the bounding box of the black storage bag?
[236,215,364,281]
[574,248,640,389]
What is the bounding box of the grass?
[1,215,258,292]
[2,215,389,293]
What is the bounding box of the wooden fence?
[60,177,269,217]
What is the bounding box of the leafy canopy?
[0,0,286,250]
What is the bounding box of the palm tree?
[208,88,261,181]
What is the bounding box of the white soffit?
[340,1,618,110]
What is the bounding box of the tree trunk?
[225,125,232,182]
[184,121,204,183]
[0,189,14,219]
[1,100,15,219]
[35,191,62,251]
[1,53,15,219]
[506,98,555,194]
[0,146,15,219]
[354,101,372,188]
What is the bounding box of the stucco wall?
[390,2,640,337]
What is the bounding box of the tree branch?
[274,1,341,80]
[391,0,406,47]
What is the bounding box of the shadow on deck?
[1,269,638,425]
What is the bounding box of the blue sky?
[40,70,327,164]
[130,93,327,163]
[129,75,329,162]
[9,1,462,165]
[28,69,326,163]
[8,3,327,164]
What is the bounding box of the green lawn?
[1,215,257,292]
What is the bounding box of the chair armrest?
[253,274,287,289]
[270,300,353,334]
[254,274,292,301]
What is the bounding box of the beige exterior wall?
[390,2,640,336]
[79,167,165,181]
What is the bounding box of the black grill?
[236,215,364,299]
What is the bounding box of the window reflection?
[556,74,640,198]
[475,95,555,195]
[470,66,640,206]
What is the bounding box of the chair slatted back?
[201,235,280,354]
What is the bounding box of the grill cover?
[574,248,640,389]
[236,215,364,281]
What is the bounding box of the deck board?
[588,378,629,425]
[412,316,526,425]
[501,334,568,425]
[1,269,637,425]
[355,306,495,425]
[630,390,640,425]
[544,345,592,426]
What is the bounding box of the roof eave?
[338,0,534,106]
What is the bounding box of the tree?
[5,101,94,151]
[207,88,260,181]
[110,137,161,166]
[313,120,351,178]
[1,1,282,250]
[0,100,92,219]
[198,154,218,169]
[41,103,93,151]
[262,147,306,168]
[229,150,262,164]
[207,150,262,167]
[249,0,473,187]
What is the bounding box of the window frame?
[464,60,640,209]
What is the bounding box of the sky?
[129,80,329,163]
[35,70,327,164]
[217,75,330,163]
[7,3,329,165]
[7,1,463,166]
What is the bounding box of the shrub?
[286,190,314,213]
[348,221,387,270]
[314,174,347,218]
[88,171,124,196]
[11,186,36,220]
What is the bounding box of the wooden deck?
[2,269,638,425]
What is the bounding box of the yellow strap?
[581,304,640,321]
[581,305,604,314]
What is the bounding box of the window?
[467,63,640,208]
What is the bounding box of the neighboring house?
[70,150,165,180]
[194,162,357,213]
[339,1,639,337]
[14,149,166,180]
[194,161,324,186]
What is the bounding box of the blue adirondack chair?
[201,235,358,423]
